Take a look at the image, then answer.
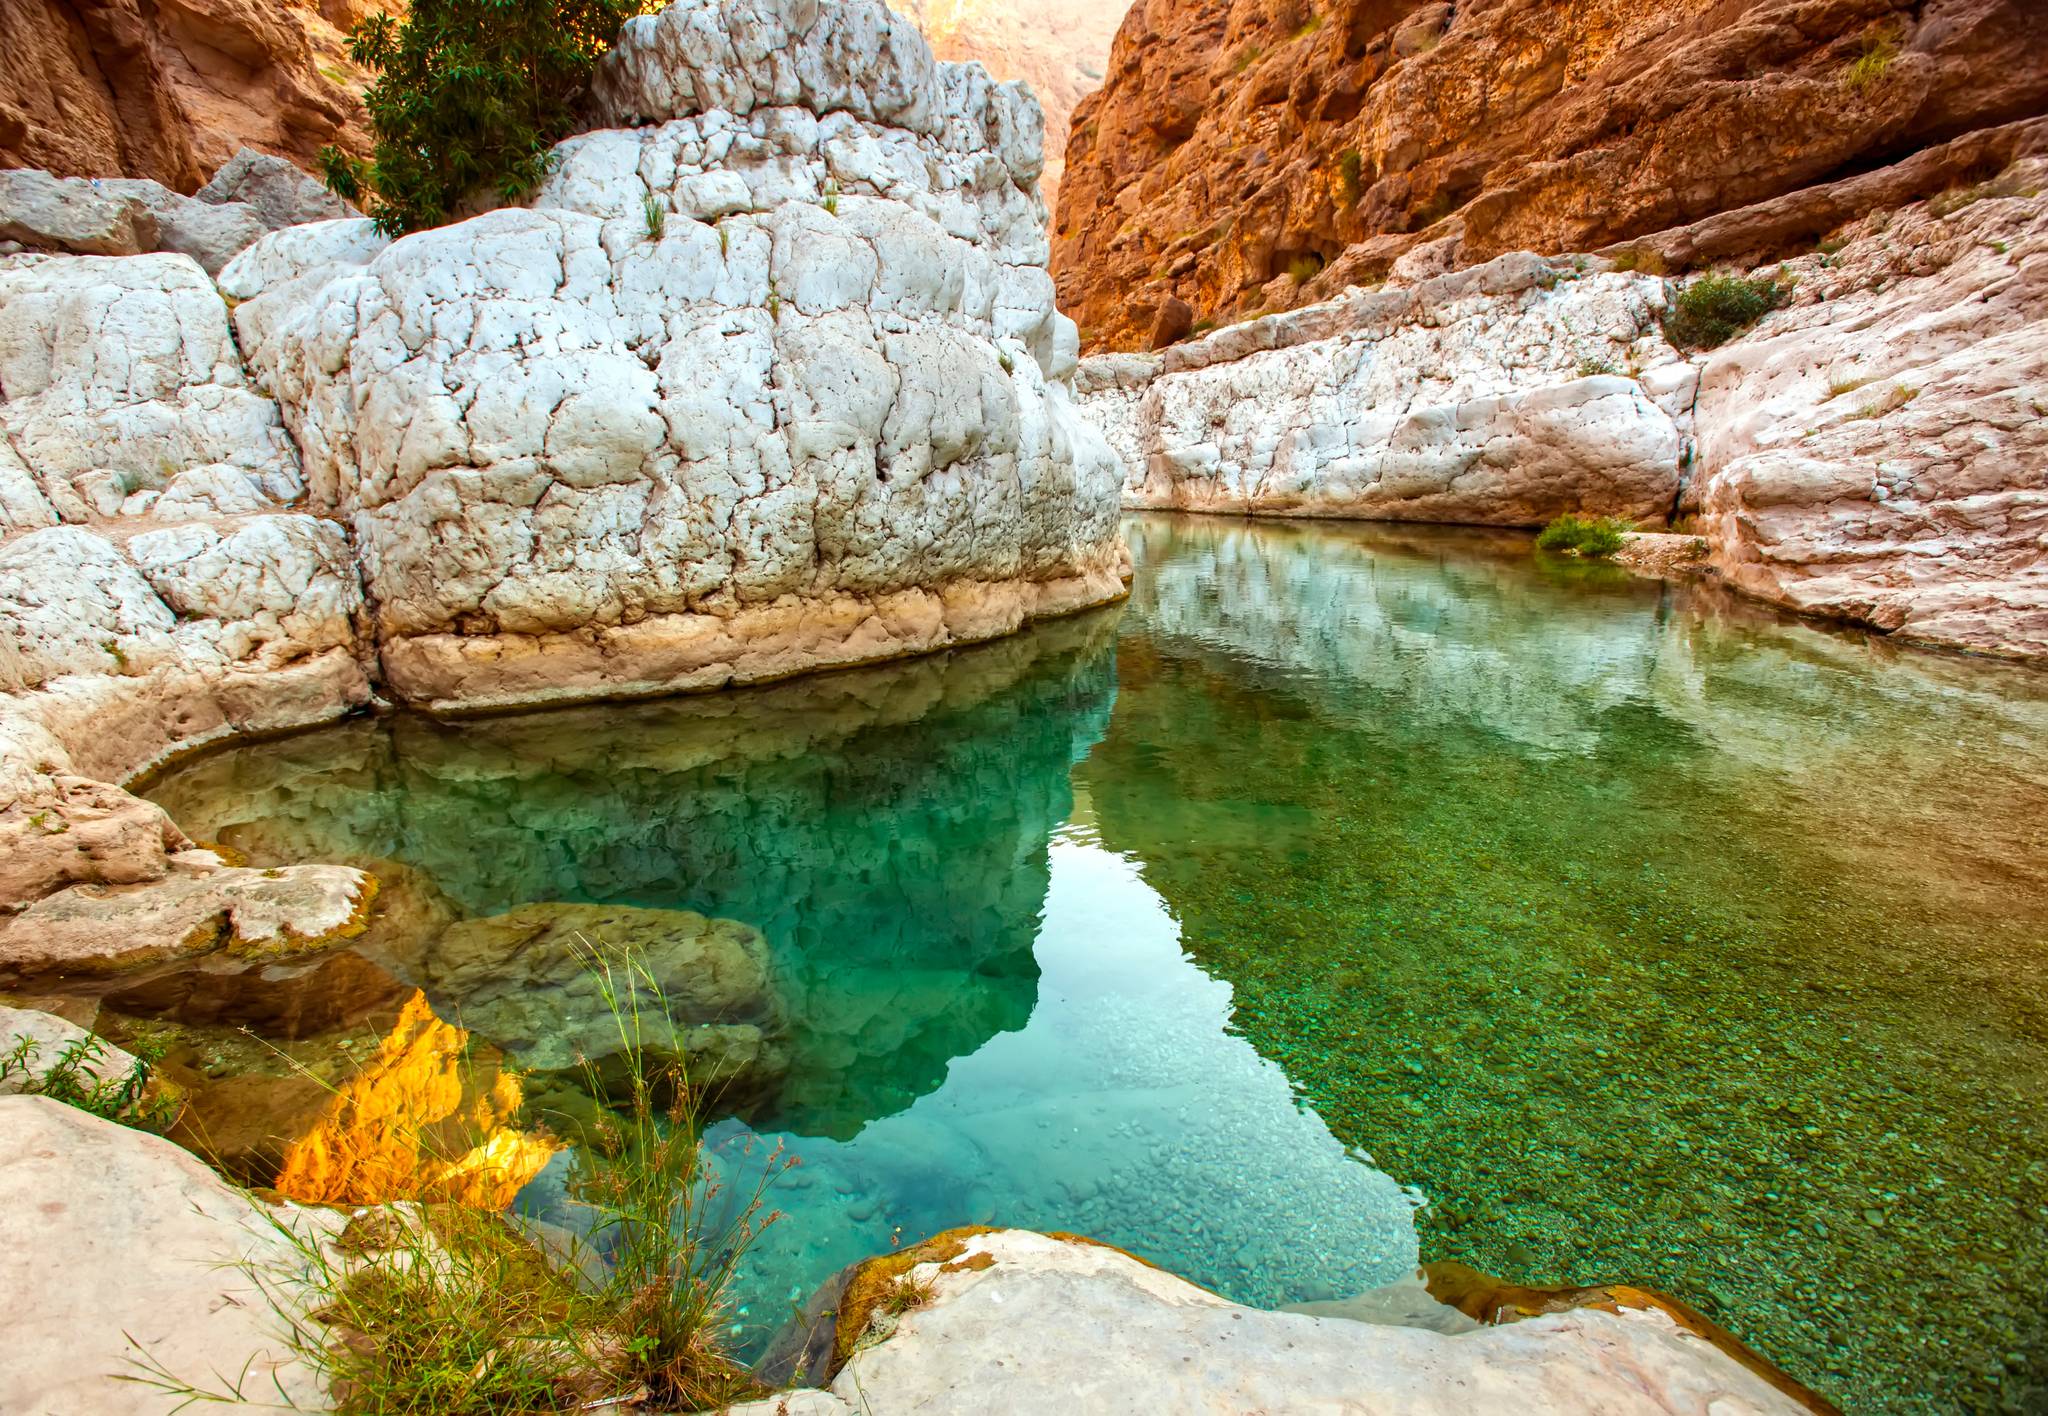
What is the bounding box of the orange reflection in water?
[272,991,559,1209]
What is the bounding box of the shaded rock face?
[1077,251,1693,525]
[730,1228,1814,1414]
[1053,0,2048,350]
[0,0,386,193]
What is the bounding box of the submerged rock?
[405,901,790,1108]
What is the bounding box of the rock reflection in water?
[147,610,1124,1138]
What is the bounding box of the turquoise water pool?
[146,515,2048,1411]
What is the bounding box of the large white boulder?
[740,1229,1811,1415]
[221,0,1126,714]
[1075,253,1691,527]
[0,1096,335,1415]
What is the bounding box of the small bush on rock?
[2,1029,176,1132]
[1536,513,1630,559]
[321,0,658,235]
[1663,272,1787,350]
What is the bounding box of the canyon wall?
[909,0,1126,208]
[1077,165,2048,661]
[0,0,389,192]
[1053,0,2048,350]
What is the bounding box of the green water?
[145,515,2048,1411]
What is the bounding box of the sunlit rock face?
[221,0,1127,716]
[1076,253,1691,527]
[145,609,1122,1137]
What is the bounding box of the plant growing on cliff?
[319,0,659,235]
[642,193,666,242]
[1535,513,1630,559]
[1840,29,1900,94]
[1662,272,1787,350]
[1338,149,1364,205]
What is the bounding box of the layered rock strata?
[1053,0,2048,350]
[1078,250,1693,525]
[1078,171,2047,660]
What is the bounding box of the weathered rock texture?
[732,1228,1814,1414]
[910,0,1125,208]
[0,0,388,193]
[0,248,377,982]
[1693,159,2048,659]
[1077,170,2047,659]
[220,0,1126,714]
[1078,250,1693,525]
[1053,0,2048,350]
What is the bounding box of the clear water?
[145,515,2048,1412]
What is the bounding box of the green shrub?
[1535,513,1630,559]
[642,194,665,242]
[2,1029,176,1131]
[320,0,658,235]
[1841,31,1899,93]
[1575,354,1619,377]
[1287,252,1325,285]
[1662,272,1787,350]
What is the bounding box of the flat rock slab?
[0,859,373,984]
[0,1096,333,1414]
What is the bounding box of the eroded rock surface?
[1693,162,2048,659]
[1077,251,1692,525]
[0,0,388,192]
[1053,0,2048,350]
[218,0,1126,714]
[1078,170,2047,660]
[738,1229,1812,1414]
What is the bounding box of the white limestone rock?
[1075,253,1689,526]
[1692,164,2048,660]
[0,1097,335,1416]
[0,253,304,522]
[0,248,371,931]
[738,1229,1809,1415]
[227,0,1125,714]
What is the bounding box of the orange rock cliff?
[0,0,393,191]
[1051,0,2048,350]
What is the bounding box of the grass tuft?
[641,194,665,242]
[124,940,788,1415]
